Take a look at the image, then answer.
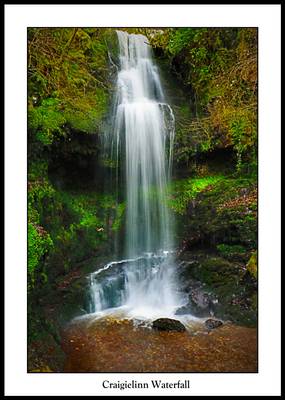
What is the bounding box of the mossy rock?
[30,365,53,373]
[246,251,257,279]
[177,251,257,327]
[189,256,241,287]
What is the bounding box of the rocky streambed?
[62,317,257,373]
[28,249,257,372]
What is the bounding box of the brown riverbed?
[61,318,257,372]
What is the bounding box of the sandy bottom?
[61,317,257,372]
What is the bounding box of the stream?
[62,318,257,373]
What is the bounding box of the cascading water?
[88,31,185,320]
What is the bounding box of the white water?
[88,31,186,321]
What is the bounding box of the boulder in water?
[152,318,186,332]
[205,318,223,330]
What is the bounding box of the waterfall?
[115,30,175,257]
[89,31,183,320]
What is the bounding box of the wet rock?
[175,288,215,317]
[205,319,223,330]
[152,318,186,332]
[188,289,212,317]
[176,250,257,327]
[175,304,192,315]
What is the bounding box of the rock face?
[175,288,214,317]
[205,319,223,330]
[152,318,186,332]
[177,252,258,327]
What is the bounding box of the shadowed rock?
[175,288,215,317]
[205,319,223,330]
[152,318,186,332]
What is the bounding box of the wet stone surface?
[205,318,223,330]
[152,318,186,332]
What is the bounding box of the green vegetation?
[247,251,257,279]
[27,28,116,288]
[27,29,124,352]
[216,243,247,258]
[149,28,257,170]
[28,160,125,285]
[44,189,124,269]
[170,173,257,250]
[28,27,112,153]
[169,175,224,214]
[180,254,257,326]
[28,223,53,281]
[112,202,126,232]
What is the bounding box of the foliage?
[29,181,125,279]
[27,27,122,296]
[216,243,247,258]
[28,222,53,280]
[28,98,66,145]
[28,27,111,152]
[28,157,126,292]
[149,28,257,169]
[28,178,55,226]
[27,27,116,288]
[171,172,257,249]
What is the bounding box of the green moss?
[217,244,247,257]
[172,172,257,249]
[169,175,224,215]
[246,251,257,279]
[181,253,257,326]
[34,187,125,272]
[28,157,125,285]
[148,28,257,169]
[112,202,126,232]
[28,178,55,227]
[28,98,66,145]
[28,28,111,150]
[28,223,53,277]
[28,160,49,181]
